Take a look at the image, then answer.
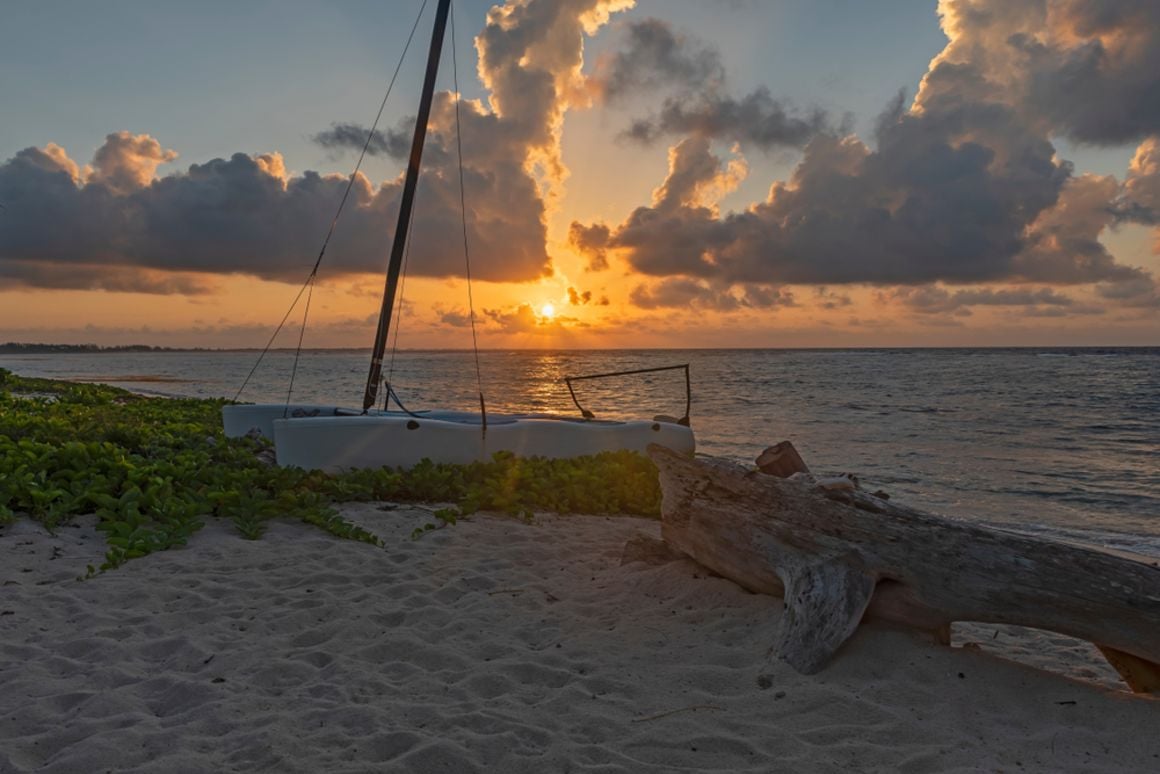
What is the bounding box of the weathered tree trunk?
[647,445,1160,693]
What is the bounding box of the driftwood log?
[646,444,1160,694]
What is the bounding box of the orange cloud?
[87,131,178,194]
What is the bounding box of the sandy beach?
[1,506,1156,773]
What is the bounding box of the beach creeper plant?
[0,369,663,572]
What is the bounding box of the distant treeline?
[0,343,206,354]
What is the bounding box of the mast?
[363,0,452,411]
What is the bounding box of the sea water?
[3,347,1157,554]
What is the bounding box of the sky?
[2,0,1159,348]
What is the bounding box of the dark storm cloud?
[312,122,411,159]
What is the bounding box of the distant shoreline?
[0,344,206,354]
[0,343,365,354]
[2,342,1158,354]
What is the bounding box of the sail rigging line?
[231,0,430,404]
[232,276,313,403]
[363,0,453,412]
[450,0,488,436]
[384,187,419,411]
[283,275,316,416]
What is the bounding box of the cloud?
[312,122,410,159]
[591,18,723,102]
[574,0,1159,307]
[1096,276,1160,308]
[567,286,592,305]
[437,307,474,327]
[0,261,216,295]
[1014,173,1145,283]
[1118,136,1160,232]
[652,136,747,211]
[0,144,129,275]
[567,220,611,270]
[590,17,829,150]
[88,131,178,194]
[924,0,1160,146]
[484,302,581,333]
[887,285,1082,315]
[564,286,608,305]
[0,1,637,293]
[0,125,552,288]
[476,0,635,192]
[625,88,832,149]
[602,105,1075,285]
[813,287,852,310]
[485,303,540,332]
[23,142,83,181]
[629,277,792,311]
[584,137,752,279]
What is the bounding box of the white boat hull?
[223,404,694,472]
[222,404,344,439]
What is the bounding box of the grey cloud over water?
[569,0,1160,313]
[0,125,551,289]
[605,96,1077,286]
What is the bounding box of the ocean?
[3,347,1158,554]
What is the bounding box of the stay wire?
[232,0,430,403]
[450,2,487,431]
[232,280,312,402]
[284,276,315,415]
[384,193,419,410]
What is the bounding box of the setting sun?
[540,303,555,319]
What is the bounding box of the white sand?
[1,507,1157,773]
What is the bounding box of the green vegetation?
[0,368,662,572]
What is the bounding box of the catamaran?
[222,0,694,472]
